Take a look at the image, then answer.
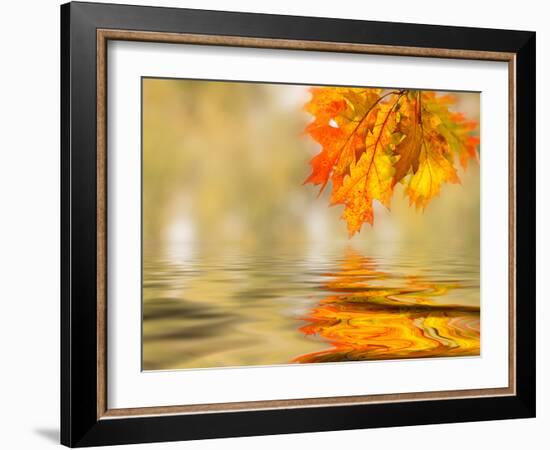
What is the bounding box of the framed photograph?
[61,1,536,447]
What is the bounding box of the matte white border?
[107,41,509,409]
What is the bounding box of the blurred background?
[142,78,480,370]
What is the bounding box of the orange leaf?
[304,87,382,193]
[303,87,479,235]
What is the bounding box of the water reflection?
[293,250,479,363]
[143,246,479,370]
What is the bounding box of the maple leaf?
[392,92,423,184]
[303,87,383,194]
[330,98,401,235]
[420,92,480,169]
[403,94,461,209]
[303,87,479,235]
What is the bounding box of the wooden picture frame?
[61,1,535,447]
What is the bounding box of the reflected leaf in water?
[293,250,480,363]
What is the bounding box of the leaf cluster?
[304,87,479,235]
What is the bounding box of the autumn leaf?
[404,97,461,209]
[303,87,479,235]
[330,98,400,234]
[303,87,383,194]
[392,92,423,184]
[420,92,480,169]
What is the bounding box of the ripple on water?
[142,247,480,370]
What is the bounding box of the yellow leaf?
[303,88,479,235]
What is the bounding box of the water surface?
[143,244,479,370]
